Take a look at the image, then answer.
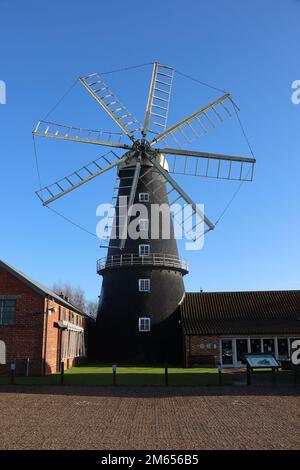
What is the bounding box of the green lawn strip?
[64,365,228,386]
[0,365,233,387]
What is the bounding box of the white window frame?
[138,279,151,292]
[139,244,150,256]
[139,193,149,202]
[138,317,151,332]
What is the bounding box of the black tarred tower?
[96,151,189,363]
[33,62,255,364]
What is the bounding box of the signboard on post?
[245,354,279,368]
[244,354,280,386]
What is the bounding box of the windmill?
[33,62,256,363]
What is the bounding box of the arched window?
[0,340,6,364]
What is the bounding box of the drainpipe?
[42,297,49,376]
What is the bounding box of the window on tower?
[138,279,151,292]
[139,193,149,202]
[138,317,151,332]
[139,244,150,256]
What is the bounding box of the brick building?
[0,260,91,376]
[180,291,300,367]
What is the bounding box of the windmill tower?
[33,62,256,364]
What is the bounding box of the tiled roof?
[0,259,91,317]
[181,291,300,335]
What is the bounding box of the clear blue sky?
[0,0,299,301]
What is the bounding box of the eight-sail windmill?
[33,62,256,363]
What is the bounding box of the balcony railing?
[97,253,189,273]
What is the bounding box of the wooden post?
[10,361,16,385]
[272,368,277,387]
[60,361,64,385]
[247,364,251,385]
[26,358,30,377]
[218,364,222,386]
[112,364,117,386]
[165,365,168,386]
[293,365,298,385]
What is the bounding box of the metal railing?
[97,253,189,273]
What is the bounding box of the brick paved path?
[0,386,299,450]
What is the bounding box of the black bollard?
[165,365,168,387]
[272,368,277,387]
[218,364,222,386]
[26,358,30,377]
[10,361,16,385]
[247,365,251,385]
[60,361,64,385]
[293,365,299,385]
[112,364,117,386]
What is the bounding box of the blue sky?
[0,0,299,301]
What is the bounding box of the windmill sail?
[119,158,142,249]
[143,62,174,136]
[159,148,255,181]
[36,151,128,205]
[144,154,215,232]
[150,94,239,147]
[33,121,128,149]
[80,73,141,140]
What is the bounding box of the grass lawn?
[0,364,233,387]
[0,364,295,387]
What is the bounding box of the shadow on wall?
[0,353,41,377]
[0,356,85,377]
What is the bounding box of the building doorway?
[236,339,248,366]
[221,339,233,366]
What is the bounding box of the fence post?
[60,361,64,385]
[26,358,30,377]
[293,365,298,385]
[272,368,277,387]
[164,365,168,386]
[10,361,16,385]
[217,363,222,386]
[112,364,117,386]
[247,364,251,385]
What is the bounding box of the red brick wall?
[0,267,44,375]
[43,298,60,375]
[185,335,220,367]
[0,267,88,376]
[43,300,87,375]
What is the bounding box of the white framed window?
[139,193,149,202]
[138,317,151,332]
[139,244,150,256]
[138,279,150,292]
[61,308,67,321]
[0,299,16,325]
[139,219,149,232]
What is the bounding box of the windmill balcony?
[97,253,189,274]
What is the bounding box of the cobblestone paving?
[0,386,299,450]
